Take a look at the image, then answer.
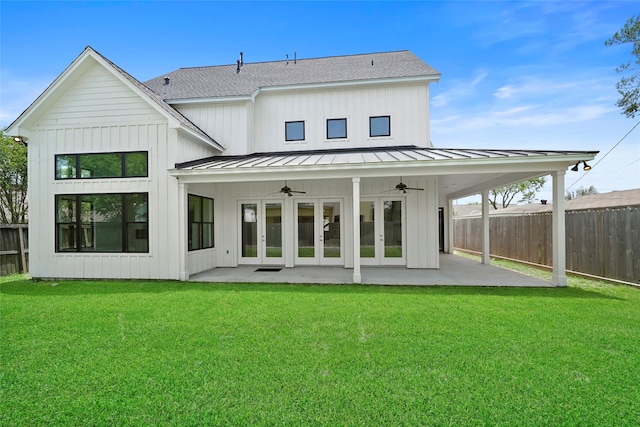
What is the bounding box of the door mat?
[254,268,282,272]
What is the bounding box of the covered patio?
[175,146,598,286]
[189,253,550,287]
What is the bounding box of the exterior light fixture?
[12,136,28,146]
[571,161,592,172]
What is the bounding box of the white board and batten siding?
[171,82,431,156]
[174,101,251,156]
[253,83,431,153]
[205,176,439,271]
[27,61,215,280]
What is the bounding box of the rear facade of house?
[7,47,596,282]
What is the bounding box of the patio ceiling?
[171,145,598,200]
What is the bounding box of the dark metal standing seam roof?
[174,146,599,171]
[144,51,441,100]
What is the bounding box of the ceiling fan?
[272,181,306,197]
[385,178,424,194]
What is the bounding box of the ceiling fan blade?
[289,190,306,194]
[405,187,424,191]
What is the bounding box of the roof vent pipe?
[294,52,297,64]
[164,77,170,85]
[236,60,241,74]
[286,54,289,65]
[240,51,244,66]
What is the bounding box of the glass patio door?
[360,198,405,266]
[295,200,343,265]
[239,201,284,265]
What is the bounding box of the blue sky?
[1,1,638,202]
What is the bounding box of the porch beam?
[481,189,490,265]
[551,171,567,286]
[352,177,361,283]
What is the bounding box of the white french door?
[360,198,405,266]
[295,199,343,265]
[239,201,284,265]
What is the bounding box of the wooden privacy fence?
[0,224,29,276]
[453,207,640,284]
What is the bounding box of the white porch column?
[178,181,188,281]
[447,199,454,254]
[481,189,490,265]
[352,177,361,283]
[552,171,567,287]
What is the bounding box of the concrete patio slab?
[189,254,552,287]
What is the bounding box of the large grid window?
[55,151,148,179]
[55,193,148,253]
[285,121,305,141]
[370,116,391,137]
[327,118,347,139]
[189,195,214,251]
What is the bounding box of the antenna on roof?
[286,54,289,65]
[236,60,241,74]
[240,51,244,66]
[294,52,297,64]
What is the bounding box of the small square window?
[285,121,305,141]
[370,116,390,137]
[327,118,347,139]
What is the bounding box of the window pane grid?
[55,152,148,179]
[55,193,148,253]
[188,195,214,251]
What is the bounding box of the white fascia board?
[258,75,440,94]
[163,75,440,105]
[166,95,253,105]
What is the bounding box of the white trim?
[481,189,490,265]
[551,171,567,286]
[352,178,361,283]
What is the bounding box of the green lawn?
[1,271,639,426]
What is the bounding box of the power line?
[566,120,640,190]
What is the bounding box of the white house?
[7,47,597,285]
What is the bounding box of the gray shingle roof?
[144,51,440,100]
[89,47,224,150]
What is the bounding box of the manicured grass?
[1,273,639,425]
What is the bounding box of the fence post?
[18,225,27,273]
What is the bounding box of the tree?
[488,177,546,209]
[0,130,28,223]
[605,16,640,118]
[565,185,599,201]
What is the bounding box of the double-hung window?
[188,195,214,250]
[327,118,347,139]
[55,151,148,179]
[369,116,391,137]
[55,193,148,253]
